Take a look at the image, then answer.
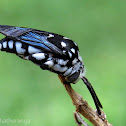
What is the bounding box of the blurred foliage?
[0,0,126,125]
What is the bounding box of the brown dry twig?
[74,112,88,126]
[58,75,112,126]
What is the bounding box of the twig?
[74,112,88,126]
[58,75,112,126]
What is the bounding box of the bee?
[0,25,102,114]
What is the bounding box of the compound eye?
[67,71,80,83]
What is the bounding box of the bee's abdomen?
[0,38,42,56]
[0,38,16,53]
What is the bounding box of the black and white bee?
[0,25,102,115]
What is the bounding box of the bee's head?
[64,56,85,84]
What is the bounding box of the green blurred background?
[0,0,126,125]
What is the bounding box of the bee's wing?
[0,25,65,56]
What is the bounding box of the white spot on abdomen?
[32,53,45,60]
[8,40,14,49]
[0,43,2,49]
[3,41,7,48]
[44,60,54,68]
[58,59,68,65]
[15,42,26,54]
[52,64,67,72]
[28,45,41,54]
[59,66,67,72]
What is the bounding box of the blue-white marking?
[74,42,78,46]
[63,37,70,39]
[48,34,54,38]
[32,53,45,60]
[44,60,54,68]
[68,52,72,58]
[52,64,67,72]
[71,48,75,54]
[15,42,26,54]
[3,41,7,48]
[8,40,13,49]
[58,59,68,65]
[28,45,41,54]
[61,41,67,47]
[0,43,2,49]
